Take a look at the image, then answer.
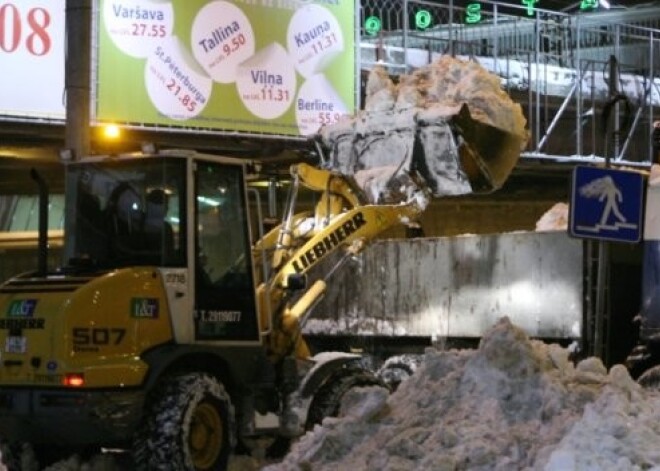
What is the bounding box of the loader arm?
[257,162,428,360]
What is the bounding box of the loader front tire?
[133,373,235,471]
[305,366,386,430]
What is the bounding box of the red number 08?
[0,3,52,56]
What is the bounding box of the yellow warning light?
[102,124,121,139]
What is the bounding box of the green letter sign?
[364,15,381,36]
[466,3,482,24]
[415,10,432,30]
[522,0,539,16]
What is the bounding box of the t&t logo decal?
[131,298,159,319]
[7,299,38,317]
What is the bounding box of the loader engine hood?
[0,268,172,388]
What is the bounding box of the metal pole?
[585,239,595,354]
[538,81,579,151]
[594,52,619,361]
[614,26,621,159]
[535,10,541,150]
[650,32,655,164]
[268,179,278,219]
[403,0,409,72]
[594,241,608,360]
[355,0,361,111]
[30,169,49,276]
[65,0,92,160]
[618,88,648,160]
[576,16,583,156]
[591,61,596,156]
[493,4,498,63]
[449,0,454,56]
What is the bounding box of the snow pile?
[319,56,528,198]
[266,317,660,471]
[535,202,569,231]
[386,55,528,139]
[650,163,660,185]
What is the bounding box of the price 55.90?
[318,111,341,126]
[0,3,52,56]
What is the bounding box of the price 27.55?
[132,23,166,38]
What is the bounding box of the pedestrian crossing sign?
[569,165,644,243]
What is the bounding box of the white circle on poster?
[103,0,174,58]
[295,74,348,136]
[144,36,213,120]
[190,1,255,84]
[236,43,296,120]
[287,4,344,79]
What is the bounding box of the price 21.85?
[166,78,198,112]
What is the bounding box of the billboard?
[97,0,356,137]
[0,1,65,120]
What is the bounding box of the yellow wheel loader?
[0,108,524,470]
[0,150,427,470]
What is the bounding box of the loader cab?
[63,152,260,342]
[64,156,187,268]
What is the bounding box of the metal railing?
[359,0,660,164]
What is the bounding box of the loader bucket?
[449,104,526,193]
[319,103,527,199]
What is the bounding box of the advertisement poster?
[0,1,65,119]
[97,0,355,137]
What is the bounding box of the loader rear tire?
[133,372,235,471]
[305,366,386,430]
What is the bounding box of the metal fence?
[359,0,660,164]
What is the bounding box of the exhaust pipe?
[30,169,49,276]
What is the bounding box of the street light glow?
[102,124,121,140]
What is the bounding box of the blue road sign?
[570,165,644,243]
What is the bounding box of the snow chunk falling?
[536,202,569,232]
[266,317,660,471]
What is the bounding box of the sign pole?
[65,0,92,160]
[570,165,644,362]
[593,57,623,361]
[593,228,609,359]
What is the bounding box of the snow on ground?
[7,317,660,470]
[265,317,660,471]
[0,446,266,470]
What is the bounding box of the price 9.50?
[0,3,52,56]
[222,33,246,57]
